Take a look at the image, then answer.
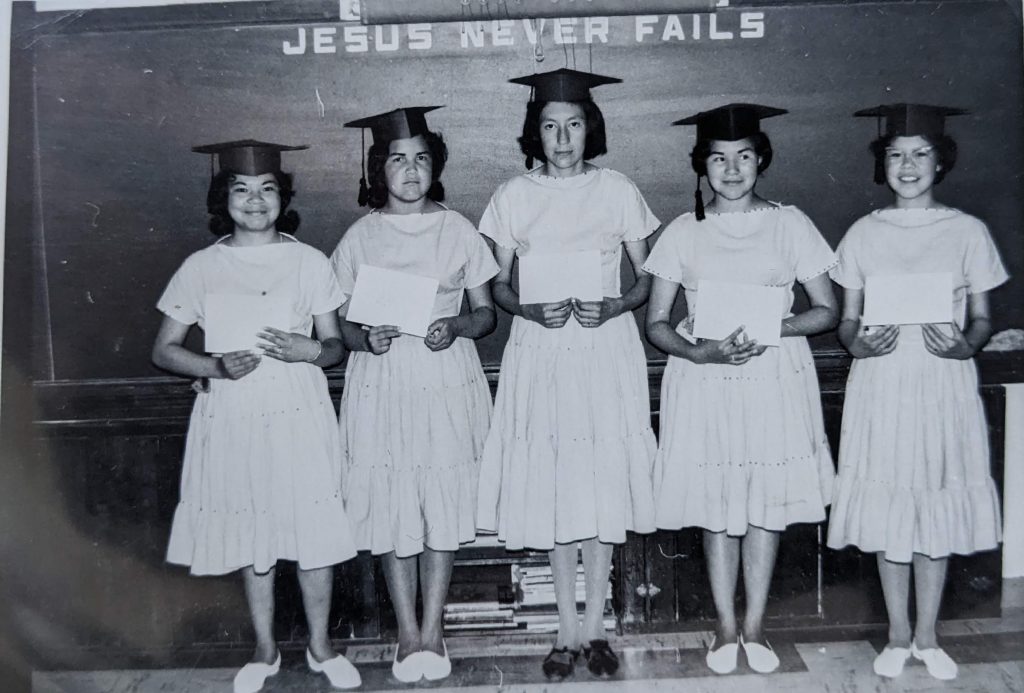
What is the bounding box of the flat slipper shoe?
[872,645,911,678]
[911,642,958,680]
[233,651,281,693]
[740,635,779,674]
[583,639,619,677]
[307,649,361,689]
[542,646,578,680]
[391,647,423,684]
[420,641,452,682]
[705,636,739,675]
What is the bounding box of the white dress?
[331,209,499,557]
[643,205,837,535]
[826,208,1008,562]
[476,167,660,550]
[159,236,357,576]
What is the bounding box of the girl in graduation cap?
[152,141,361,693]
[330,107,498,684]
[644,104,838,675]
[476,68,660,680]
[826,104,1007,681]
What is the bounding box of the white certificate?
[518,250,603,304]
[862,272,952,326]
[204,293,291,354]
[692,279,786,347]
[345,264,439,338]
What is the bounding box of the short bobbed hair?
[517,99,608,169]
[868,132,957,185]
[206,169,299,236]
[365,130,448,209]
[690,131,774,177]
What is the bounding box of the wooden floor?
[32,613,1024,693]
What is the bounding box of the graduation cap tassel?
[694,175,706,221]
[357,128,369,207]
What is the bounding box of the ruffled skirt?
[339,336,491,557]
[826,328,1001,562]
[477,313,657,550]
[654,334,834,535]
[167,358,357,576]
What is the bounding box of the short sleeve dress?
[826,208,1008,562]
[475,167,660,551]
[159,235,357,576]
[331,208,499,558]
[643,205,837,535]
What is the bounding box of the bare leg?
[703,530,740,646]
[549,542,582,649]
[419,548,454,655]
[911,553,948,650]
[297,565,336,661]
[877,553,913,648]
[740,526,780,644]
[381,552,421,660]
[580,538,614,642]
[242,565,278,663]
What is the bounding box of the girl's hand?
[696,325,767,365]
[522,299,573,328]
[217,349,262,379]
[424,318,457,351]
[366,325,400,355]
[922,322,975,360]
[572,297,623,328]
[257,327,321,362]
[847,323,899,358]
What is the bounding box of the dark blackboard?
[20,0,1024,380]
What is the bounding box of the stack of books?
[442,563,516,633]
[510,563,615,633]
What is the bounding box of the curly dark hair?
[517,99,608,170]
[689,131,774,177]
[206,170,299,236]
[364,130,448,209]
[868,132,957,185]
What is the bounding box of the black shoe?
[542,646,579,680]
[583,639,619,677]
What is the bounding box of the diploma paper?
[862,272,952,326]
[345,265,439,338]
[518,250,603,304]
[692,279,786,347]
[204,293,291,353]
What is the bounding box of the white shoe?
[392,646,423,683]
[872,645,911,677]
[705,636,739,674]
[233,652,280,693]
[911,642,958,680]
[307,648,361,689]
[740,634,780,674]
[419,641,452,681]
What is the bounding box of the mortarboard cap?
[343,106,443,144]
[509,68,621,102]
[344,106,443,206]
[854,103,968,138]
[673,103,788,141]
[191,139,308,176]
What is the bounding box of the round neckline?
[525,166,601,189]
[873,206,958,214]
[216,233,296,248]
[702,202,785,217]
[372,207,448,218]
[872,207,962,227]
